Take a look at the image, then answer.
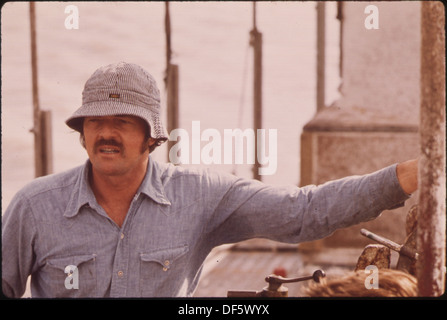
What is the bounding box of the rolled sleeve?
[374,163,412,210]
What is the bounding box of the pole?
[165,2,179,161]
[250,2,262,181]
[166,65,179,158]
[30,2,42,177]
[164,2,172,87]
[40,110,53,175]
[417,1,446,297]
[316,2,326,112]
[30,2,52,177]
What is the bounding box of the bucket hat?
[65,62,168,144]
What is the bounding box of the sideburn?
[140,137,152,154]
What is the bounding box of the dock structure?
[300,2,421,250]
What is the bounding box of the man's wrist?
[396,159,419,195]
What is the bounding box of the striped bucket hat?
[66,62,168,145]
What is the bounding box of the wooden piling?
[251,2,263,181]
[417,1,446,297]
[166,64,179,155]
[39,110,53,175]
[30,2,52,177]
[164,2,172,87]
[316,2,326,112]
[164,2,179,161]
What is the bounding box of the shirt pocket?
[139,244,189,296]
[41,254,97,297]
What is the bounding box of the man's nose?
[98,119,119,139]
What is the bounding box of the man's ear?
[148,138,156,147]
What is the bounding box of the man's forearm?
[396,159,419,195]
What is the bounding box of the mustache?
[94,139,124,151]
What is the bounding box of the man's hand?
[396,159,419,195]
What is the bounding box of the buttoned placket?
[109,193,143,297]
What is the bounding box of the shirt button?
[120,233,125,240]
[117,271,124,277]
[164,260,170,266]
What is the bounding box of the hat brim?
[65,101,168,142]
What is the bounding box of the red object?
[273,267,287,277]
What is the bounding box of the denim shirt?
[2,157,410,298]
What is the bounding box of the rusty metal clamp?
[360,229,418,260]
[227,269,326,297]
[360,228,419,274]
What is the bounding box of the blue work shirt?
[2,157,410,298]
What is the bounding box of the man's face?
[83,115,154,177]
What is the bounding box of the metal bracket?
[227,269,326,298]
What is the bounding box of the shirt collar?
[64,156,171,218]
[138,156,171,206]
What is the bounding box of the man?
[2,62,418,298]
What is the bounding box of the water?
[1,2,340,212]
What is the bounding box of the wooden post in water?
[316,2,326,112]
[166,65,179,155]
[250,2,263,181]
[417,1,446,297]
[165,2,179,162]
[29,2,52,177]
